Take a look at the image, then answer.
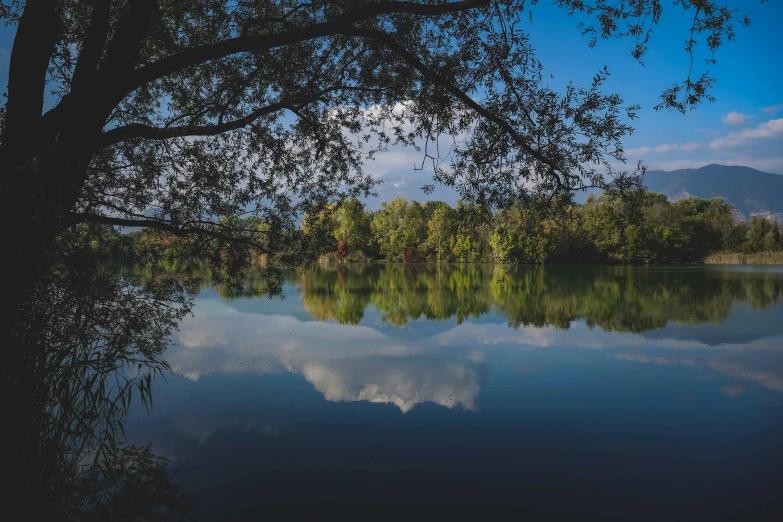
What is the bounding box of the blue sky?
[523,1,783,174]
[1,2,781,174]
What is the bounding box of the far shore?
[311,252,783,267]
[704,251,783,265]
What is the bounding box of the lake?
[127,264,783,520]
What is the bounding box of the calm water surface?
[127,265,783,520]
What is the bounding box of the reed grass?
[704,251,783,265]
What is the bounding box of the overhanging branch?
[69,213,272,253]
[345,27,569,187]
[99,85,386,147]
[99,100,293,147]
[120,1,488,95]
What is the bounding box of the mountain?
[643,164,783,221]
[363,169,601,209]
[363,164,783,220]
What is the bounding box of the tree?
[371,196,426,260]
[748,217,773,252]
[1,0,759,315]
[763,222,781,251]
[489,224,515,262]
[425,205,457,262]
[451,233,476,262]
[333,198,372,258]
[0,0,765,513]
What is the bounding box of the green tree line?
[312,191,783,264]
[129,190,783,267]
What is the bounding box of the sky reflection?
[166,266,783,412]
[128,266,783,520]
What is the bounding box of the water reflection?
[246,264,783,332]
[164,265,783,414]
[171,307,487,412]
[128,265,783,520]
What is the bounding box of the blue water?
[127,265,783,520]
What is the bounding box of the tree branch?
[1,0,60,157]
[99,85,385,147]
[71,213,186,235]
[345,27,568,183]
[69,213,272,253]
[120,1,488,95]
[99,100,294,146]
[71,0,112,91]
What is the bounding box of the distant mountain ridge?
[643,164,783,221]
[363,164,783,221]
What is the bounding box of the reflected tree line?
[219,265,783,333]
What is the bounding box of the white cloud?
[364,151,424,177]
[626,142,702,157]
[763,103,783,115]
[679,142,702,152]
[303,359,485,413]
[709,118,783,150]
[708,361,783,393]
[647,159,718,171]
[168,309,488,413]
[721,384,745,398]
[654,143,678,154]
[625,146,652,157]
[613,351,783,394]
[721,111,750,126]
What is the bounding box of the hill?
[363,169,600,209]
[643,164,783,221]
[361,165,783,220]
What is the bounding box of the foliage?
[489,225,515,262]
[370,196,427,261]
[333,198,374,259]
[293,264,783,330]
[63,444,195,522]
[748,217,781,252]
[425,204,457,262]
[279,191,781,265]
[7,224,192,518]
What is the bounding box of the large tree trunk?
[1,1,161,514]
[1,0,65,313]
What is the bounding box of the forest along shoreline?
[109,190,783,268]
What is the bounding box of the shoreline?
[704,251,783,265]
[314,255,783,267]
